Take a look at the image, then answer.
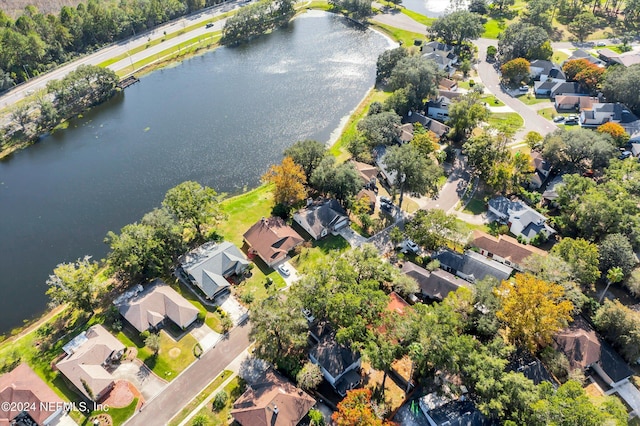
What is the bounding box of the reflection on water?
[400,0,467,17]
[0,10,390,333]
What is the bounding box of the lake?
[0,10,391,334]
[401,0,468,17]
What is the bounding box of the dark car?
[380,196,392,205]
[619,151,632,160]
[205,22,214,28]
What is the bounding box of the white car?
[400,239,420,254]
[519,85,529,92]
[596,41,607,47]
[302,308,315,322]
[278,264,291,276]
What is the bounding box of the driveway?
[124,320,251,426]
[338,226,368,248]
[370,6,428,35]
[608,380,640,417]
[214,292,248,325]
[190,322,222,352]
[111,360,167,401]
[276,260,301,287]
[413,150,469,213]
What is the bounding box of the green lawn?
[515,94,552,106]
[116,327,197,380]
[370,22,426,47]
[481,95,505,106]
[398,7,436,26]
[552,51,569,64]
[168,370,233,426]
[462,198,486,215]
[290,234,350,274]
[537,107,574,121]
[482,18,507,39]
[487,112,524,133]
[192,376,246,425]
[84,398,138,426]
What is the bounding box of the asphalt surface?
[123,320,251,426]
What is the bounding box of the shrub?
[212,390,228,411]
[240,292,255,305]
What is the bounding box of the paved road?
[0,0,245,109]
[474,38,559,139]
[123,320,251,426]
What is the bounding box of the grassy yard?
[329,88,391,160]
[552,50,570,64]
[462,198,486,215]
[84,398,138,426]
[487,112,524,133]
[482,18,508,39]
[515,94,552,106]
[116,327,197,380]
[291,234,350,274]
[481,95,505,106]
[168,370,233,426]
[398,7,436,26]
[370,22,426,47]
[192,376,246,425]
[170,279,227,334]
[362,361,407,416]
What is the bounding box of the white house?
[293,199,349,240]
[488,196,555,241]
[426,96,452,121]
[579,102,638,127]
[421,41,458,77]
[309,336,361,396]
[529,59,566,82]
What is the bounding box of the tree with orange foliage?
[262,156,307,206]
[597,122,630,147]
[332,389,389,426]
[562,59,604,93]
[494,273,574,352]
[562,59,591,81]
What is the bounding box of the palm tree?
[599,267,624,303]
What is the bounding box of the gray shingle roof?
[434,250,513,283]
[310,337,359,379]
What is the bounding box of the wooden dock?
[117,75,140,90]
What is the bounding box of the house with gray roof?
[179,241,250,299]
[427,96,452,121]
[309,336,361,396]
[418,393,493,426]
[579,102,638,127]
[117,280,199,333]
[401,261,467,301]
[530,59,566,82]
[293,199,348,240]
[488,196,555,242]
[402,111,450,139]
[565,49,605,67]
[421,41,458,77]
[433,249,513,283]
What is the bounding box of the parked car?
[596,41,607,47]
[205,22,214,28]
[553,116,565,122]
[278,264,291,276]
[400,239,420,254]
[302,308,315,323]
[619,151,632,160]
[519,85,529,92]
[565,115,579,124]
[380,196,392,205]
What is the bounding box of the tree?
[296,361,323,390]
[249,295,308,374]
[599,266,624,303]
[500,58,530,86]
[486,45,498,61]
[495,273,574,352]
[598,233,637,275]
[376,47,408,84]
[387,55,439,110]
[46,256,100,312]
[428,11,484,46]
[332,389,383,426]
[447,91,489,141]
[498,22,552,62]
[262,157,307,207]
[191,414,209,426]
[521,0,555,31]
[212,390,228,410]
[601,64,640,115]
[568,11,599,42]
[145,332,160,355]
[463,130,510,178]
[404,209,458,250]
[562,59,591,81]
[331,0,373,20]
[410,130,439,157]
[310,158,361,204]
[542,128,617,172]
[364,332,398,393]
[383,144,442,207]
[468,0,488,14]
[357,111,401,146]
[284,140,327,181]
[551,238,601,286]
[384,87,411,116]
[10,103,31,132]
[593,299,640,363]
[597,122,630,147]
[162,181,224,242]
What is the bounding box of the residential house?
[542,175,565,205]
[553,317,633,388]
[530,60,566,82]
[403,111,450,139]
[529,151,552,189]
[374,145,398,187]
[56,325,126,401]
[419,393,492,426]
[507,350,556,386]
[566,49,605,67]
[631,143,640,158]
[401,261,467,301]
[579,102,638,127]
[598,49,640,67]
[231,369,315,426]
[293,199,349,240]
[243,217,304,268]
[554,95,598,112]
[438,89,462,101]
[397,122,415,143]
[309,336,361,396]
[438,78,458,91]
[433,249,514,283]
[117,280,199,333]
[351,160,378,187]
[487,196,556,241]
[356,188,376,213]
[0,363,66,426]
[549,82,589,99]
[179,241,250,299]
[422,41,458,77]
[470,230,547,271]
[426,96,452,121]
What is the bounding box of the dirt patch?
[168,347,181,358]
[101,380,135,408]
[88,413,113,426]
